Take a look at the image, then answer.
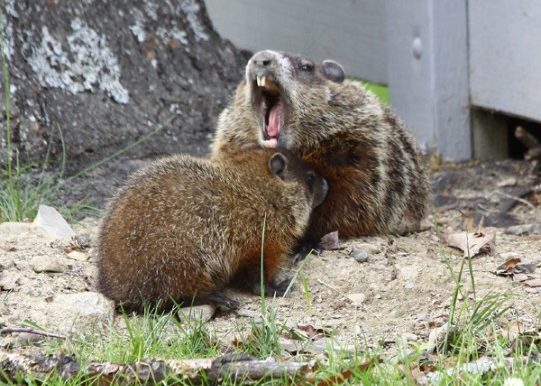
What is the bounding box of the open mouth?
[252,75,285,148]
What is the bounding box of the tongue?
[266,103,282,138]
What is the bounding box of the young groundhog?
[211,50,429,245]
[97,148,328,311]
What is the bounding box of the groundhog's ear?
[322,60,345,83]
[269,153,288,180]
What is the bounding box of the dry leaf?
[495,257,522,275]
[494,257,537,281]
[446,228,497,257]
[513,273,530,282]
[316,358,378,386]
[523,279,541,287]
[295,324,332,341]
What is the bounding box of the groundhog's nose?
[251,51,274,68]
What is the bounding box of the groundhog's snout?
[248,51,281,94]
[251,50,275,70]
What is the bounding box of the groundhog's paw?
[291,239,323,263]
[268,278,293,297]
[203,292,241,310]
[250,280,289,298]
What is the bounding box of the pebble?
[346,293,366,306]
[356,243,381,255]
[351,248,369,263]
[66,250,88,261]
[30,255,65,273]
[177,304,216,323]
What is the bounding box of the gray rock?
[47,292,114,332]
[351,248,369,262]
[30,255,66,273]
[346,293,366,306]
[33,205,75,240]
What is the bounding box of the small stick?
[0,349,318,384]
[491,191,536,209]
[317,279,343,295]
[0,327,66,340]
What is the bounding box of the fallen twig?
[491,191,536,210]
[0,349,319,384]
[317,279,343,295]
[0,327,66,340]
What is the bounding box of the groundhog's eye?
[299,62,314,72]
[306,171,316,187]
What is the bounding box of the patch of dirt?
[1,159,540,356]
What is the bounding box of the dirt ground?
[1,158,540,356]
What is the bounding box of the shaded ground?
[1,158,540,358]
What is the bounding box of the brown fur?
[211,50,429,241]
[97,148,327,311]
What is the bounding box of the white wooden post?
[205,0,388,84]
[385,0,471,161]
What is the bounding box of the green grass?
[0,44,169,223]
[350,78,390,105]
[3,222,539,385]
[4,272,539,385]
[361,80,390,105]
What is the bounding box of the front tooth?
[256,76,261,86]
[260,76,266,87]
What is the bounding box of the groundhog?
[211,50,429,247]
[97,148,328,311]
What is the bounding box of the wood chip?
[320,231,343,250]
